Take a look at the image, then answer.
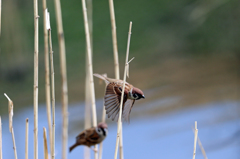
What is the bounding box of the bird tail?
[93,73,109,84]
[69,143,78,152]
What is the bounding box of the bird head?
[132,87,145,100]
[97,122,108,136]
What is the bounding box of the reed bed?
[0,1,211,159]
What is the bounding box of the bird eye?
[98,128,101,132]
[133,94,138,98]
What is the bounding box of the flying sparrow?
[93,73,145,122]
[69,122,108,152]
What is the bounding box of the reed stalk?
[4,94,18,159]
[81,0,98,158]
[42,0,52,155]
[114,22,132,159]
[33,0,39,157]
[48,17,56,159]
[11,128,17,159]
[0,116,2,159]
[84,0,93,158]
[98,105,106,159]
[53,0,68,158]
[197,136,207,159]
[84,72,91,159]
[109,0,119,79]
[43,128,49,159]
[192,127,207,159]
[25,119,29,159]
[108,0,123,157]
[192,121,198,159]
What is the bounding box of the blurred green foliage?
[0,0,239,112]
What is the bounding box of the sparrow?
[93,73,145,122]
[69,122,108,152]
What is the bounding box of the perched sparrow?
[69,122,108,152]
[93,73,145,122]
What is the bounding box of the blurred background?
[0,0,240,158]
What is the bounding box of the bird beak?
[142,95,145,99]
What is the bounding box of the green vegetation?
[0,0,240,113]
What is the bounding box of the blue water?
[1,100,239,159]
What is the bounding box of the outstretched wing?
[104,83,128,121]
[122,99,135,123]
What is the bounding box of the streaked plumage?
[94,73,145,122]
[69,122,108,152]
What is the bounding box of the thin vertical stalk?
[48,25,56,159]
[11,128,17,159]
[43,128,49,159]
[108,2,123,158]
[114,22,132,159]
[98,106,106,159]
[84,72,91,159]
[42,0,52,155]
[25,119,29,159]
[4,94,18,159]
[33,0,39,158]
[53,0,68,158]
[197,136,207,159]
[0,116,2,159]
[84,0,93,158]
[109,0,119,79]
[193,121,198,159]
[81,0,98,158]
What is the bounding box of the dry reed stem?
[48,20,56,159]
[25,119,29,159]
[108,1,123,158]
[53,0,68,158]
[11,128,17,159]
[193,121,198,159]
[4,94,18,159]
[109,0,120,79]
[81,0,98,158]
[43,128,49,159]
[84,72,91,159]
[84,0,93,158]
[0,116,2,159]
[42,0,53,155]
[197,136,207,159]
[4,93,13,132]
[33,0,39,157]
[191,127,208,159]
[114,22,132,159]
[98,85,107,159]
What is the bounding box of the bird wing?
[122,99,135,123]
[84,128,102,146]
[105,83,128,121]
